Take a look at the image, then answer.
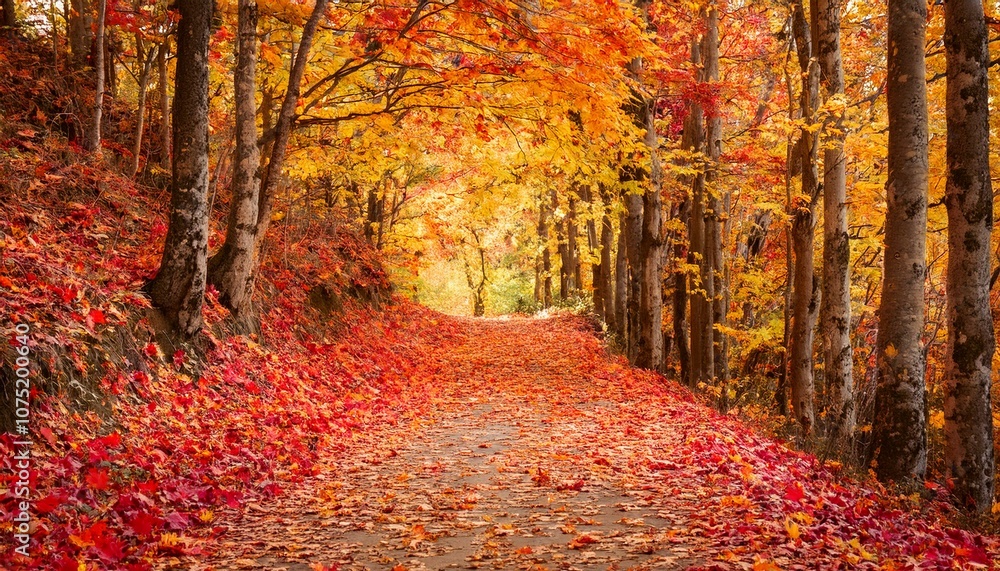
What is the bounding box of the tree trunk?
[872,0,929,486]
[705,5,727,393]
[158,42,171,171]
[254,0,329,244]
[129,46,156,177]
[624,183,643,362]
[554,190,570,298]
[584,186,603,318]
[615,211,628,337]
[2,0,17,30]
[68,0,93,65]
[86,0,106,154]
[817,0,855,442]
[599,185,616,325]
[566,194,579,295]
[207,0,261,318]
[788,0,820,434]
[537,192,552,308]
[684,37,708,388]
[147,0,212,338]
[672,198,691,384]
[943,0,995,513]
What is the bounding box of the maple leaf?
[568,534,599,549]
[86,467,111,490]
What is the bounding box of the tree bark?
[254,0,329,243]
[599,185,616,325]
[538,192,553,308]
[615,211,628,338]
[147,0,212,338]
[207,0,261,318]
[129,45,157,177]
[872,0,928,486]
[86,0,106,154]
[158,41,171,171]
[788,0,821,434]
[685,36,709,388]
[68,0,93,65]
[704,5,727,393]
[583,185,603,318]
[2,0,17,30]
[817,0,855,442]
[943,0,995,513]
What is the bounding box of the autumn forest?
[1,0,1000,567]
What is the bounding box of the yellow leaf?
[784,517,800,541]
[884,344,898,358]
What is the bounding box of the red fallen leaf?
[569,534,599,549]
[0,276,11,288]
[515,546,533,555]
[144,342,158,357]
[89,308,107,325]
[127,512,164,537]
[173,349,186,368]
[86,467,111,490]
[557,479,585,491]
[39,426,58,447]
[35,493,66,513]
[784,482,805,503]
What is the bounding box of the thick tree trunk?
[86,0,106,154]
[788,0,820,434]
[147,0,212,338]
[817,0,854,441]
[873,0,929,486]
[207,0,261,318]
[158,42,171,171]
[943,0,995,513]
[634,95,663,370]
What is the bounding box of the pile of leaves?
[0,125,463,569]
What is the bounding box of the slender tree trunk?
[129,46,156,177]
[158,42,171,171]
[672,198,691,384]
[943,0,995,513]
[566,194,579,294]
[705,5,727,393]
[583,186,604,318]
[615,211,628,337]
[817,0,855,441]
[148,0,212,338]
[207,0,261,318]
[538,193,552,308]
[788,0,820,434]
[873,0,929,486]
[254,0,329,244]
[86,0,106,154]
[599,185,616,325]
[624,184,643,362]
[685,37,708,388]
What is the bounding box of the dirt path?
[169,316,996,570]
